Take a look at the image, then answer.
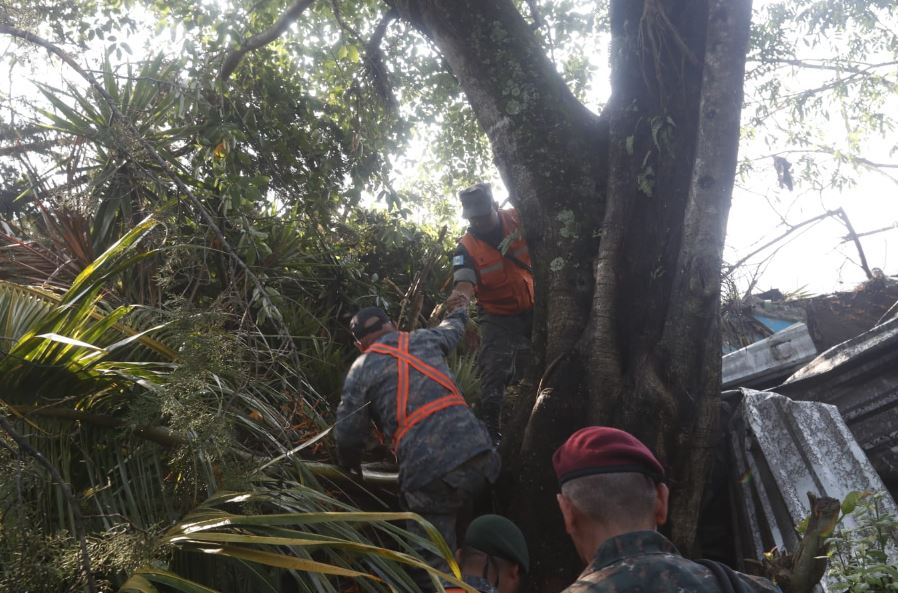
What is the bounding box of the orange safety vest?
[459,209,534,316]
[366,331,469,452]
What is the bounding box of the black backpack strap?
[696,559,746,593]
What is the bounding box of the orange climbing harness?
[366,331,468,452]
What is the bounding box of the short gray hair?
[560,472,657,527]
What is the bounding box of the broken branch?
[763,493,840,593]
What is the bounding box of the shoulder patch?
[452,255,465,267]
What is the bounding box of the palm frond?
[117,481,470,593]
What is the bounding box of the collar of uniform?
[440,575,498,593]
[360,330,399,352]
[588,530,678,572]
[463,575,499,593]
[468,216,506,247]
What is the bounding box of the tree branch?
[658,0,752,555]
[218,0,315,80]
[834,207,873,280]
[11,405,185,447]
[363,8,399,113]
[724,210,839,275]
[525,0,543,30]
[749,147,898,172]
[0,138,70,157]
[745,67,896,111]
[330,0,362,39]
[841,221,898,243]
[763,493,840,593]
[751,57,898,81]
[0,414,98,593]
[0,123,47,143]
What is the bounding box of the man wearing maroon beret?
[553,427,780,593]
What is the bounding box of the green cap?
[463,514,529,573]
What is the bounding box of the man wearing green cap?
[448,182,534,442]
[445,514,529,593]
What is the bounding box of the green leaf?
[796,515,810,535]
[35,333,106,352]
[126,569,220,593]
[841,490,864,515]
[119,574,161,593]
[68,216,158,302]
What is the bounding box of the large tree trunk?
[388,0,752,590]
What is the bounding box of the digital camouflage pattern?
[335,306,496,491]
[477,310,532,426]
[404,451,500,585]
[564,530,781,593]
[445,574,500,593]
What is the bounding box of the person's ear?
[654,482,670,527]
[454,549,463,564]
[557,492,576,535]
[506,563,522,593]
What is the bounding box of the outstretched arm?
[425,306,469,355]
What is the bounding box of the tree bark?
[386,1,753,590]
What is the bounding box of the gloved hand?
[444,290,470,313]
[337,446,363,476]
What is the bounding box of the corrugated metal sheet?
[722,323,818,389]
[729,390,898,590]
[777,316,898,490]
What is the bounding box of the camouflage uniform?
[563,531,781,593]
[477,310,531,426]
[445,575,500,593]
[335,307,499,584]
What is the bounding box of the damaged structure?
[716,283,898,588]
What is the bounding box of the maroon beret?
[552,426,665,485]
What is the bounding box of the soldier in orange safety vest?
[335,304,499,589]
[447,183,534,442]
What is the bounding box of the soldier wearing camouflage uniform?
[449,183,533,441]
[335,305,499,587]
[553,427,781,593]
[445,514,529,593]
